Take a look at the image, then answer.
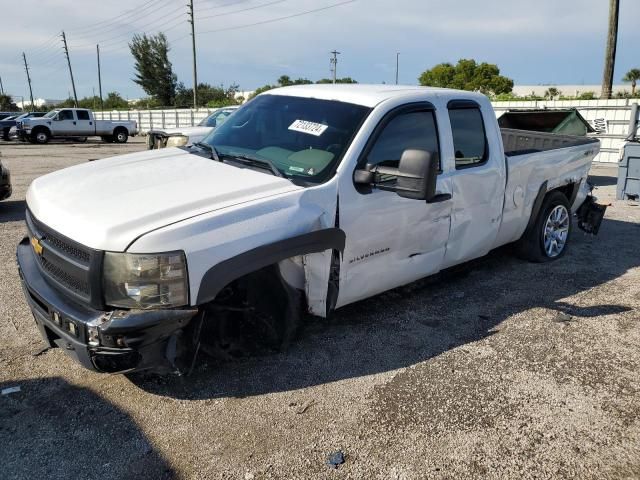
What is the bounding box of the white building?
[512,84,630,98]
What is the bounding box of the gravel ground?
[0,140,639,479]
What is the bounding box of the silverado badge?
[31,237,43,256]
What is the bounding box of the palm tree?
[623,69,640,96]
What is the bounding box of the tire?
[113,129,128,143]
[516,191,572,263]
[76,137,88,143]
[32,129,50,144]
[2,128,9,141]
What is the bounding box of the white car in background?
[147,106,238,149]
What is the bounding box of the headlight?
[103,251,189,309]
[166,135,189,148]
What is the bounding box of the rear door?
[75,109,94,135]
[441,100,505,268]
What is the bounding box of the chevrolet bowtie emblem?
[31,237,43,256]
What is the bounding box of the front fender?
[195,228,345,305]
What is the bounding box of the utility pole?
[188,0,198,108]
[61,31,78,107]
[0,75,4,95]
[395,52,400,85]
[601,0,620,99]
[97,44,104,111]
[330,50,340,84]
[22,52,35,111]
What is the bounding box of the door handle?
[73,121,76,125]
[89,122,93,125]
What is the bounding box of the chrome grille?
[26,210,101,306]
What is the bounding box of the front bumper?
[17,237,198,373]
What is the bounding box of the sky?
[1,0,639,101]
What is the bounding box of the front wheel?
[516,191,572,262]
[32,130,50,144]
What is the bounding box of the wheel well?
[550,183,576,202]
[32,125,50,135]
[113,126,127,134]
[197,264,301,357]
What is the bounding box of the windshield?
[202,95,370,183]
[44,110,59,118]
[3,116,16,121]
[198,109,234,128]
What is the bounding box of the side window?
[448,106,488,168]
[58,110,74,121]
[76,110,90,120]
[366,110,440,173]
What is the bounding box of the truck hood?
[27,147,301,251]
[155,126,213,143]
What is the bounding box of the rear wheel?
[516,191,572,262]
[113,129,128,143]
[2,128,10,141]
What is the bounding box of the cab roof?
[262,84,487,108]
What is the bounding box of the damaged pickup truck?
[17,85,606,374]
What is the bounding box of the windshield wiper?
[193,141,221,162]
[221,152,284,178]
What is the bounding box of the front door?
[53,109,77,135]
[337,103,453,307]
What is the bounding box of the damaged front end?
[17,236,199,374]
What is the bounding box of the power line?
[199,0,290,20]
[69,0,178,42]
[197,0,357,35]
[67,0,165,35]
[197,0,255,14]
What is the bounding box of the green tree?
[577,91,596,100]
[174,82,240,108]
[316,77,358,84]
[544,87,561,99]
[129,32,177,106]
[103,92,129,109]
[623,68,640,96]
[418,59,513,95]
[0,94,20,111]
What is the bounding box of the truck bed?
[501,128,598,156]
[494,129,600,249]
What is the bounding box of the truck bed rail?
[501,128,598,156]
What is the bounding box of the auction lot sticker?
[288,120,328,136]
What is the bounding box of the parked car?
[0,156,11,201]
[147,106,238,149]
[19,108,138,144]
[0,112,16,120]
[17,85,606,375]
[1,112,46,140]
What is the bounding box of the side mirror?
[53,115,60,121]
[354,149,451,203]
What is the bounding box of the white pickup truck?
[19,108,138,144]
[17,85,606,374]
[147,106,238,149]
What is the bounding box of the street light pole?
[395,52,400,85]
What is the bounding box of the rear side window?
[366,110,440,169]
[448,106,488,168]
[76,110,90,120]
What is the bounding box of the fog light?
[67,321,77,336]
[87,325,100,347]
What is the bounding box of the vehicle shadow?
[129,216,637,400]
[588,174,617,187]
[0,199,26,223]
[0,377,175,480]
